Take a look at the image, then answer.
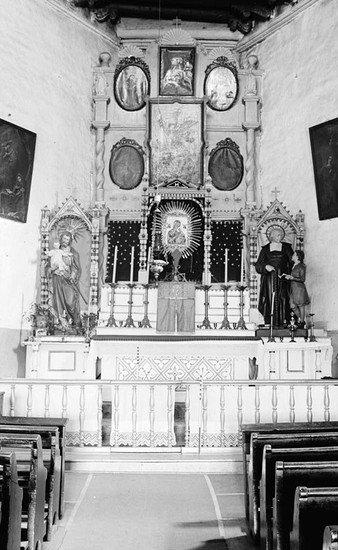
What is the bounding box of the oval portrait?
[109,143,144,190]
[204,66,238,111]
[208,140,243,191]
[114,64,149,112]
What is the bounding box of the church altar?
[19,47,336,448]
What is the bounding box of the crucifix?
[272,187,280,201]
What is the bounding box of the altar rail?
[1,379,337,447]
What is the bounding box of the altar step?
[65,446,242,474]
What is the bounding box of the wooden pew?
[0,434,47,550]
[273,460,338,550]
[0,451,23,550]
[0,424,61,541]
[0,416,68,519]
[289,487,338,550]
[241,421,338,526]
[249,432,338,544]
[322,525,338,550]
[260,446,338,550]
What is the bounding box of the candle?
[146,247,152,280]
[271,291,275,316]
[112,246,118,284]
[130,246,135,283]
[240,249,244,285]
[224,248,228,284]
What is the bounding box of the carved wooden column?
[242,54,261,208]
[92,52,111,206]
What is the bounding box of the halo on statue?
[266,224,285,242]
[56,217,88,243]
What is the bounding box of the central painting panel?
[149,99,204,187]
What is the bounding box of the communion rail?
[0,379,337,447]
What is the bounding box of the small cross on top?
[272,187,280,201]
[173,16,181,28]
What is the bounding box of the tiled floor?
[46,472,254,550]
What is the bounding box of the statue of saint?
[255,226,293,327]
[47,231,82,332]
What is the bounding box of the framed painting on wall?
[309,117,338,220]
[208,138,243,191]
[149,98,204,187]
[109,138,145,190]
[159,47,195,96]
[204,57,238,111]
[0,118,36,223]
[114,57,150,111]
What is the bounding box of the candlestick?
[146,247,152,280]
[130,246,135,283]
[112,245,118,284]
[240,249,244,285]
[224,248,228,284]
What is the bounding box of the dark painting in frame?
[208,138,243,191]
[114,56,150,112]
[159,47,195,96]
[109,137,145,190]
[0,118,36,223]
[309,117,338,220]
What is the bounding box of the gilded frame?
[114,56,150,111]
[109,137,145,190]
[208,138,243,191]
[204,57,238,111]
[148,98,205,187]
[159,47,195,97]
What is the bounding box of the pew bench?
[0,450,23,550]
[241,422,338,526]
[260,445,338,550]
[0,416,68,519]
[273,460,338,550]
[0,424,61,541]
[290,487,338,550]
[249,431,338,543]
[0,434,47,550]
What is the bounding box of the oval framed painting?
[208,138,243,191]
[114,56,150,112]
[204,57,238,112]
[109,138,145,190]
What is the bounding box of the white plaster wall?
[0,0,117,375]
[252,0,338,331]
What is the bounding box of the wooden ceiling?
[73,0,294,34]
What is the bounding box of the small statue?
[245,54,258,96]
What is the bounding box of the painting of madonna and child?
[159,47,195,96]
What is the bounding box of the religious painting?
[0,118,36,222]
[114,57,150,111]
[159,47,195,96]
[204,57,238,111]
[309,118,338,220]
[109,138,144,190]
[149,99,204,186]
[208,138,243,191]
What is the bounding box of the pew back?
[0,451,23,550]
[274,461,338,550]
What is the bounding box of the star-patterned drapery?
[210,220,243,283]
[106,221,141,283]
